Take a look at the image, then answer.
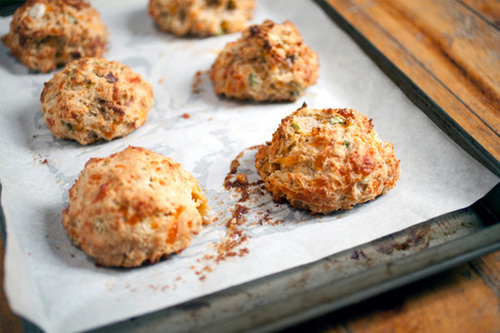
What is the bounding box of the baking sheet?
[85,202,500,333]
[0,1,498,332]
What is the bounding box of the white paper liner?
[0,1,498,332]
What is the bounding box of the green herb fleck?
[289,81,304,97]
[63,121,74,132]
[68,15,77,24]
[291,123,300,131]
[343,140,350,147]
[328,116,345,125]
[248,73,258,88]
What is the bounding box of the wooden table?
[1,0,499,332]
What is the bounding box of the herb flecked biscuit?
[62,146,211,267]
[148,0,255,37]
[255,104,400,214]
[1,0,108,73]
[210,19,319,102]
[41,57,153,145]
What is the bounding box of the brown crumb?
[192,70,204,94]
[236,173,248,184]
[190,146,307,280]
[34,153,50,165]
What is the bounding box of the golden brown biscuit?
[148,0,255,37]
[62,146,211,267]
[41,57,153,145]
[210,19,319,102]
[255,104,400,214]
[1,0,108,73]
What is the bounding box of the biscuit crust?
[1,0,108,73]
[62,146,211,267]
[41,57,153,145]
[255,105,400,214]
[210,20,319,102]
[148,0,255,37]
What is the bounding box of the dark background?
[1,0,25,16]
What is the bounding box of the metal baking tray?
[3,1,499,331]
[8,184,498,332]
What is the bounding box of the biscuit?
[62,146,211,267]
[41,57,153,145]
[1,0,108,73]
[210,19,319,102]
[255,104,400,214]
[148,0,255,37]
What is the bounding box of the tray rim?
[1,0,500,331]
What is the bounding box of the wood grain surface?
[1,0,499,332]
[0,238,23,333]
[318,0,500,176]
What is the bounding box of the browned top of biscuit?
[2,0,108,72]
[62,146,210,267]
[41,57,153,145]
[256,104,400,214]
[210,20,319,102]
[148,0,255,37]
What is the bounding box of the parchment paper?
[0,1,498,332]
